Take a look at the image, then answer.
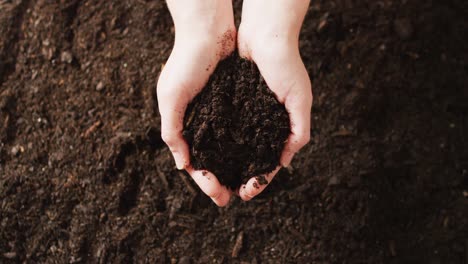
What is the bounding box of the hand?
[237,0,312,201]
[157,0,235,206]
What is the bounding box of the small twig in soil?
[156,167,169,190]
[289,227,307,243]
[82,120,102,138]
[293,250,303,258]
[178,213,204,222]
[331,127,353,137]
[389,240,396,257]
[185,107,197,127]
[3,252,16,259]
[231,231,244,258]
[3,114,9,129]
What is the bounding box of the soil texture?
[183,54,290,190]
[0,0,467,263]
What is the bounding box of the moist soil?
[183,54,290,190]
[1,0,467,263]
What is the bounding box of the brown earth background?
[1,0,467,263]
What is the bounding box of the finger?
[159,103,187,170]
[237,26,252,60]
[239,166,281,201]
[186,166,231,207]
[157,61,194,170]
[160,111,190,170]
[237,42,252,60]
[280,80,312,167]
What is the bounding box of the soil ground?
[1,0,467,263]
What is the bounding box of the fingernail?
[245,192,254,199]
[173,153,185,170]
[239,186,253,200]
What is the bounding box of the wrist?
[239,23,299,57]
[173,28,236,64]
[239,0,309,50]
[168,0,234,43]
[174,20,225,40]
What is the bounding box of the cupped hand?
[237,0,312,201]
[157,0,235,206]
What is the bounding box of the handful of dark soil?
[183,53,290,190]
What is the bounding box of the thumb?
[157,69,192,170]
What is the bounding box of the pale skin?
[157,0,312,206]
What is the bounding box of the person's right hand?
[157,0,235,206]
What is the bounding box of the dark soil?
[183,54,290,190]
[1,0,467,263]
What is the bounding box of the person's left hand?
[236,0,312,201]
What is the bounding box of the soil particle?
[96,81,104,91]
[177,256,191,264]
[183,53,290,190]
[60,51,73,64]
[394,18,413,40]
[10,145,21,156]
[328,175,340,186]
